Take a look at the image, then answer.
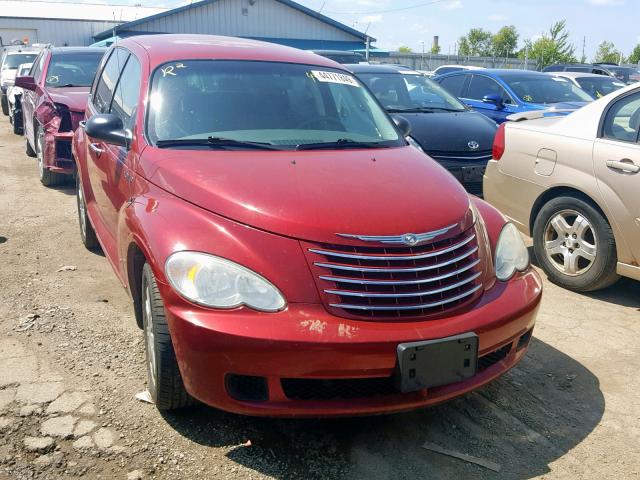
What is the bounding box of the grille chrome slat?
[309,234,475,261]
[319,259,481,286]
[329,284,483,311]
[315,246,478,273]
[325,272,482,298]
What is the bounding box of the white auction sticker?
[310,70,360,87]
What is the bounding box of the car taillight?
[492,122,506,160]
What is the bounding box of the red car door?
[22,50,48,149]
[84,48,141,256]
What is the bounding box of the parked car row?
[3,35,637,420]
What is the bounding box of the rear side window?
[93,48,127,113]
[110,55,141,127]
[566,66,590,72]
[602,93,640,143]
[30,51,47,82]
[438,74,466,97]
[543,65,563,72]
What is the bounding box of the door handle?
[89,143,104,155]
[606,159,640,174]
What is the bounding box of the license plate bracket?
[397,333,478,393]
[461,165,486,182]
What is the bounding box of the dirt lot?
[0,120,639,480]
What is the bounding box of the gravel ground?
[0,120,639,480]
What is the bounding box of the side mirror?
[85,113,131,148]
[482,94,505,110]
[15,76,37,91]
[391,114,411,137]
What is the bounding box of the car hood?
[138,146,473,244]
[46,86,91,112]
[402,111,497,154]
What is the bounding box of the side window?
[93,48,127,113]
[31,52,47,82]
[602,93,640,143]
[438,75,466,97]
[544,65,563,72]
[467,75,509,102]
[110,55,141,127]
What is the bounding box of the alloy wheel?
[77,180,87,239]
[143,281,157,389]
[543,209,597,276]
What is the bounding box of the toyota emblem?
[468,141,480,150]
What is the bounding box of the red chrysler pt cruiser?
[73,34,541,416]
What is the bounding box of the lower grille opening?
[226,374,268,402]
[478,344,512,371]
[282,377,395,401]
[517,328,533,351]
[55,140,73,162]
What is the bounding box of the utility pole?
[421,41,425,70]
[582,36,586,63]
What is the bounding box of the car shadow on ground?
[528,246,640,309]
[47,180,76,196]
[161,338,604,479]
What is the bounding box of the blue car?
[434,69,592,123]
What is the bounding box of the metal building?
[0,1,166,47]
[92,0,373,52]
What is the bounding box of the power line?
[322,0,451,15]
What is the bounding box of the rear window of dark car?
[437,74,467,97]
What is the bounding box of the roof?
[123,34,343,68]
[0,1,167,22]
[346,63,416,74]
[94,0,372,42]
[552,71,618,79]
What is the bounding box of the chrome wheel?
[544,209,597,276]
[36,128,45,178]
[143,281,157,389]
[77,180,87,238]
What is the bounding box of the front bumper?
[159,270,542,417]
[43,131,75,174]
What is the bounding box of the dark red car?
[15,46,104,186]
[73,34,542,416]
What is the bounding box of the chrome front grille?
[305,228,483,319]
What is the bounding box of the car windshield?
[147,60,402,149]
[504,74,593,104]
[575,76,626,99]
[45,51,104,87]
[357,72,467,112]
[3,53,37,69]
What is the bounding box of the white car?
[7,62,32,134]
[551,71,626,99]
[1,49,39,115]
[484,82,640,292]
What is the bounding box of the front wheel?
[533,196,619,292]
[142,263,193,410]
[35,126,65,186]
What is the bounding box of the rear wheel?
[142,263,193,410]
[35,126,65,187]
[533,196,619,292]
[76,175,100,250]
[12,113,23,135]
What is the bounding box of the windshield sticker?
[47,75,59,84]
[161,63,187,77]
[310,70,359,87]
[523,94,533,102]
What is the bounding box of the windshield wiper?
[387,107,465,113]
[155,137,283,150]
[296,138,392,150]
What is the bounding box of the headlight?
[165,251,286,312]
[495,223,529,281]
[406,135,425,152]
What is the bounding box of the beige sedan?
[484,83,640,292]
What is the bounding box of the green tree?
[430,43,441,54]
[518,20,577,68]
[458,28,493,57]
[492,25,519,58]
[594,41,623,64]
[398,46,412,53]
[628,44,640,64]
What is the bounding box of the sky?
[75,0,639,59]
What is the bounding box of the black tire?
[35,125,65,187]
[76,175,100,250]
[142,263,193,410]
[1,94,8,116]
[25,132,36,157]
[533,195,619,292]
[12,116,23,135]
